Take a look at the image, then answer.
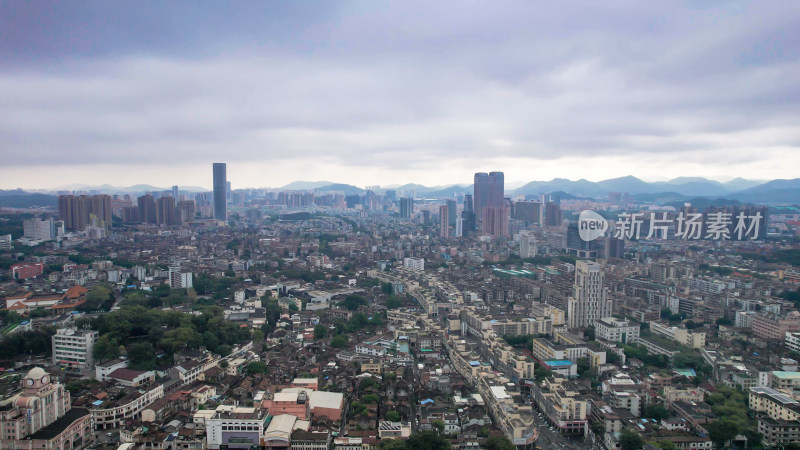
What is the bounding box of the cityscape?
[2,2,800,450]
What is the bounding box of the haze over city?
[3,3,800,450]
[2,1,800,189]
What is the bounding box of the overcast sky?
[1,1,799,190]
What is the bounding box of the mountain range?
[2,176,798,208]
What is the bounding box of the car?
[106,432,113,437]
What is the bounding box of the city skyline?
[2,2,800,188]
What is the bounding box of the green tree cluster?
[91,305,251,369]
[0,327,56,359]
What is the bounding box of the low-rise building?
[595,317,640,344]
[51,327,99,369]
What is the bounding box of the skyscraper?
[488,171,504,208]
[474,171,508,237]
[172,185,179,203]
[399,197,414,219]
[446,199,457,226]
[473,173,489,229]
[213,163,227,221]
[567,261,612,328]
[439,205,449,238]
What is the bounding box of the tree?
[244,361,269,375]
[643,404,669,421]
[288,303,299,312]
[314,324,328,339]
[219,360,229,369]
[341,294,367,311]
[386,295,402,309]
[385,411,401,422]
[128,343,157,370]
[331,335,348,348]
[432,420,445,434]
[405,431,451,450]
[363,393,379,404]
[577,357,591,377]
[484,436,515,450]
[81,284,114,312]
[707,419,741,447]
[619,428,645,450]
[649,441,676,450]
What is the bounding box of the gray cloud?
[1,1,799,187]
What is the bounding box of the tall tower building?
[567,261,612,328]
[213,163,227,221]
[473,173,489,230]
[172,185,179,203]
[439,205,449,238]
[488,171,504,208]
[399,197,414,219]
[474,171,508,237]
[446,199,457,226]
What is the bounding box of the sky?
[1,1,799,190]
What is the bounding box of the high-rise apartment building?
[512,201,541,224]
[439,205,449,238]
[544,202,563,227]
[178,200,196,223]
[213,163,227,221]
[519,231,537,258]
[171,185,179,203]
[137,195,157,224]
[567,261,612,328]
[482,206,510,237]
[156,196,177,226]
[57,194,111,230]
[399,197,414,219]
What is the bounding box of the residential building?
[403,257,424,271]
[567,261,612,328]
[52,328,99,369]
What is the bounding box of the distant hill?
[0,190,57,208]
[49,184,209,193]
[314,183,365,195]
[740,178,800,193]
[422,185,472,198]
[514,178,603,197]
[280,181,334,190]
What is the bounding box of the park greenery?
[89,305,252,370]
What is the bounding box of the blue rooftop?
[543,360,573,367]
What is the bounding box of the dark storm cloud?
[1,0,799,179]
